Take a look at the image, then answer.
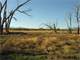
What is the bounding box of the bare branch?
[3,0,7,23]
[12,17,17,21]
[44,23,53,29]
[7,0,31,19]
[0,1,2,10]
[1,0,7,11]
[17,10,31,16]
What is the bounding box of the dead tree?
[75,5,80,34]
[44,21,57,33]
[0,0,31,34]
[66,13,72,34]
[53,24,57,33]
[0,0,7,34]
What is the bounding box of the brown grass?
[0,29,80,60]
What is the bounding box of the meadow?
[0,29,80,60]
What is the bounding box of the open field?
[0,29,80,60]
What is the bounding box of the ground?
[0,29,80,60]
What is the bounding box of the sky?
[0,0,80,29]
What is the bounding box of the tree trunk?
[54,24,57,33]
[0,26,2,34]
[0,23,2,34]
[68,28,72,34]
[0,25,3,35]
[77,23,79,34]
[0,12,2,34]
[5,22,9,34]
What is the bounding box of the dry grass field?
[0,29,80,60]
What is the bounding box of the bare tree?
[0,0,7,34]
[44,21,57,33]
[0,0,31,34]
[75,5,80,34]
[66,13,72,34]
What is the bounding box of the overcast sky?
[0,0,80,28]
